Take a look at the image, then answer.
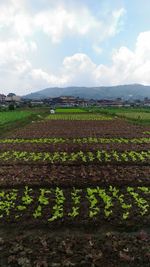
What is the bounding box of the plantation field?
[0,110,34,125]
[88,106,150,124]
[118,111,150,120]
[56,107,85,113]
[0,108,49,138]
[0,109,150,266]
[46,113,112,120]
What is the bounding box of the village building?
[0,94,6,103]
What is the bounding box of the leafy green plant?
[109,186,132,220]
[0,189,18,217]
[46,114,112,121]
[17,186,33,212]
[86,188,100,218]
[127,187,149,216]
[0,150,149,164]
[97,188,113,217]
[0,186,149,223]
[33,189,51,218]
[0,137,150,144]
[33,205,42,219]
[68,188,82,217]
[48,188,65,222]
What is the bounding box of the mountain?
[23,84,150,100]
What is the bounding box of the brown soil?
[0,164,149,188]
[5,119,150,138]
[0,187,149,230]
[0,142,150,152]
[0,228,150,267]
[0,117,150,266]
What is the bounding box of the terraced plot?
[1,112,150,266]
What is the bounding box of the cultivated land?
[0,108,150,266]
[87,107,150,125]
[0,108,49,137]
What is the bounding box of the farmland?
[46,113,112,120]
[0,108,49,137]
[0,108,150,266]
[88,107,150,124]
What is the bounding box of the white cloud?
[0,38,36,68]
[2,0,150,95]
[62,53,97,85]
[1,29,150,95]
[107,31,150,85]
[0,0,125,42]
[13,14,33,37]
[109,8,125,36]
[21,31,150,92]
[34,6,125,44]
[0,0,26,31]
[31,69,58,85]
[0,0,127,95]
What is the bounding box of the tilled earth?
[0,142,150,152]
[5,119,150,138]
[0,118,150,266]
[0,164,150,188]
[0,228,150,267]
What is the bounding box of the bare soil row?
[6,119,150,138]
[0,164,149,188]
[0,142,150,152]
[1,228,150,267]
[1,117,150,266]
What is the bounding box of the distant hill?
[23,84,150,100]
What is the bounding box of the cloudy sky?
[1,0,150,95]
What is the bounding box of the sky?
[1,0,150,95]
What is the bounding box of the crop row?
[0,186,150,222]
[0,150,149,163]
[0,137,150,144]
[7,120,146,139]
[46,114,113,120]
[0,111,34,126]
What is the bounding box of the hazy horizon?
[1,0,150,95]
[2,83,149,97]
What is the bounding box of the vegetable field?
[0,111,34,125]
[46,113,112,120]
[1,110,150,266]
[87,107,150,124]
[0,108,49,138]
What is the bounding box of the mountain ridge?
[23,84,150,100]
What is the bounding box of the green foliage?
[0,186,149,222]
[86,188,100,218]
[86,107,150,124]
[46,113,112,120]
[109,186,132,220]
[68,188,82,217]
[56,108,85,113]
[0,189,18,217]
[1,137,150,145]
[127,187,149,216]
[97,188,113,218]
[0,111,34,126]
[0,150,149,163]
[33,205,42,219]
[8,104,15,111]
[33,189,51,218]
[48,188,65,222]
